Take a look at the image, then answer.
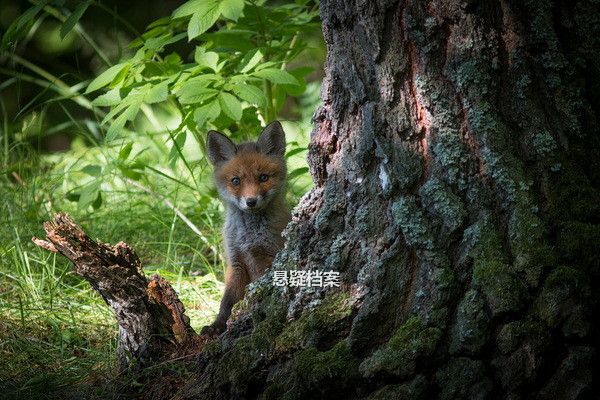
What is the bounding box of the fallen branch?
[33,212,204,370]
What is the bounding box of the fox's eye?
[231,177,241,186]
[259,174,269,183]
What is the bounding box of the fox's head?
[206,121,287,213]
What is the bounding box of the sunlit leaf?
[232,84,267,108]
[168,131,187,166]
[218,92,242,120]
[252,68,299,85]
[194,48,219,71]
[188,3,221,40]
[91,192,103,210]
[78,180,101,209]
[173,0,211,18]
[239,49,263,73]
[86,63,129,93]
[177,82,219,104]
[145,80,170,104]
[92,88,122,107]
[220,0,244,21]
[106,101,141,141]
[194,100,221,126]
[288,166,309,180]
[285,147,307,159]
[118,142,133,161]
[81,164,102,177]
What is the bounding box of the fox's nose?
[246,198,258,208]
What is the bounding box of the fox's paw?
[200,321,226,337]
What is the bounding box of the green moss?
[508,200,554,285]
[435,357,490,400]
[450,289,489,355]
[275,291,353,352]
[551,165,600,221]
[463,216,528,316]
[535,266,590,336]
[314,183,346,232]
[473,260,527,316]
[201,339,223,357]
[212,299,286,388]
[359,317,441,378]
[293,341,359,388]
[496,320,551,355]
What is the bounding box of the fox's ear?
[257,121,286,158]
[207,130,236,165]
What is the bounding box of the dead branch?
[32,212,201,370]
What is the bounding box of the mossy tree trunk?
[177,0,599,398]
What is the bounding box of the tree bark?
[32,213,203,371]
[173,0,599,399]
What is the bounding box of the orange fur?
[216,152,282,199]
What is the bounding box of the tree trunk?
[173,0,599,398]
[33,213,203,371]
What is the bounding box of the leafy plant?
[2,0,319,210]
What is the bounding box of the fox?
[200,121,291,336]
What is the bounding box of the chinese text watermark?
[272,270,340,287]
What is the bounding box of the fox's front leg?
[201,262,249,336]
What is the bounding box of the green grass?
[0,175,226,398]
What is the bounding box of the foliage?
[2,0,320,210]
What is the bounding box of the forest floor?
[0,176,224,399]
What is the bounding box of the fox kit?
[201,121,291,336]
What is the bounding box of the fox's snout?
[245,197,258,208]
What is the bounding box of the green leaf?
[177,82,219,104]
[193,100,221,126]
[119,165,143,180]
[81,164,102,177]
[194,48,219,71]
[78,180,101,209]
[1,1,47,50]
[252,68,299,85]
[109,64,131,88]
[118,142,133,161]
[60,0,92,39]
[220,0,244,21]
[91,192,103,210]
[145,32,187,52]
[232,84,267,107]
[168,131,187,165]
[106,102,141,141]
[92,88,122,107]
[65,191,80,202]
[188,3,221,40]
[218,92,242,120]
[285,147,307,159]
[144,80,170,104]
[238,49,263,73]
[86,63,129,93]
[288,166,309,180]
[173,0,208,18]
